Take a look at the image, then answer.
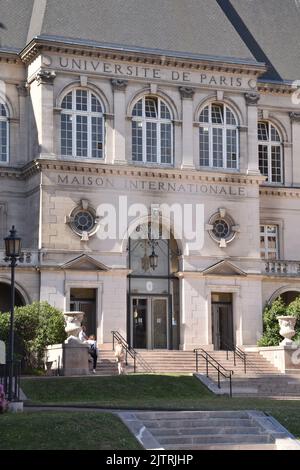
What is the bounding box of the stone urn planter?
[64,311,85,342]
[277,316,297,346]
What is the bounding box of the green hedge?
[0,302,66,367]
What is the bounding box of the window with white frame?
[132,96,173,164]
[260,225,279,259]
[199,102,239,170]
[0,103,9,163]
[258,121,283,184]
[61,89,105,159]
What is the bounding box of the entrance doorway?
[131,297,169,349]
[70,288,97,338]
[127,221,180,350]
[212,293,234,350]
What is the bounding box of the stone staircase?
[119,410,300,450]
[95,350,119,375]
[96,348,300,397]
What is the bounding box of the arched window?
[61,89,105,159]
[132,96,173,165]
[0,103,9,163]
[199,102,239,169]
[258,121,283,184]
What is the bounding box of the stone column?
[179,87,195,169]
[290,112,300,185]
[245,92,260,175]
[30,69,56,158]
[111,79,128,165]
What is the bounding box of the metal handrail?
[193,348,233,397]
[222,340,247,374]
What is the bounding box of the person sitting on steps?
[78,324,98,374]
[86,335,98,374]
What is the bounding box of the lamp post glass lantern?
[4,226,22,401]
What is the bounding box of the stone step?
[142,418,254,428]
[150,426,263,437]
[163,443,277,450]
[158,434,273,445]
[135,411,250,420]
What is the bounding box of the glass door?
[152,298,168,349]
[132,298,148,348]
[131,296,169,349]
[212,303,234,350]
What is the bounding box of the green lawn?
[20,374,300,440]
[0,411,142,450]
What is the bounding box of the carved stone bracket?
[179,87,195,99]
[245,92,260,106]
[290,112,300,123]
[111,79,128,91]
[35,69,56,86]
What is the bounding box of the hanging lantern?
[149,248,158,270]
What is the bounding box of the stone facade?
[1,13,300,351]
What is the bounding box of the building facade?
[0,0,300,350]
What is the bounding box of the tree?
[0,302,66,368]
[258,296,300,346]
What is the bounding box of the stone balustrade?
[264,260,300,276]
[0,250,40,266]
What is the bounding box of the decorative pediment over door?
[202,260,247,276]
[61,254,110,271]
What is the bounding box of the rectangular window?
[271,146,282,183]
[146,122,157,163]
[260,225,279,259]
[61,114,73,156]
[91,116,103,158]
[212,127,223,167]
[199,127,209,166]
[76,90,88,111]
[160,123,172,164]
[226,129,237,169]
[258,122,268,141]
[132,121,143,161]
[76,115,88,157]
[0,121,7,162]
[211,105,223,124]
[259,145,269,178]
[145,98,158,118]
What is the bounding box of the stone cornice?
[0,49,22,64]
[258,81,295,95]
[20,37,266,76]
[15,158,266,186]
[260,186,300,198]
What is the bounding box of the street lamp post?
[4,226,22,401]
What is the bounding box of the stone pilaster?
[290,112,300,185]
[30,69,56,158]
[111,79,128,164]
[179,87,195,169]
[245,92,260,175]
[16,82,29,163]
